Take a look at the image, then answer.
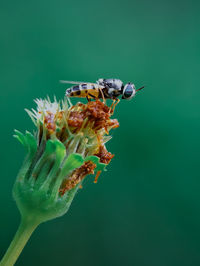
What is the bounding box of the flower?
[13,97,119,224]
[0,97,120,266]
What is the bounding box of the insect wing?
[60,80,94,85]
[60,80,104,88]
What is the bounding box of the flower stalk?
[0,218,38,266]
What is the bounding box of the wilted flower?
[0,98,119,266]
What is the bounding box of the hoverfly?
[60,78,144,110]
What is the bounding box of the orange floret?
[60,161,96,195]
[95,145,114,164]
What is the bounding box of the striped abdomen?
[65,83,103,99]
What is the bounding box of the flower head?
[13,98,119,223]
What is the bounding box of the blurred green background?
[0,0,200,265]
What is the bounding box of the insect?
[60,78,144,110]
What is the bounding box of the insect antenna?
[136,86,144,92]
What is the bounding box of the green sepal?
[14,130,37,158]
[61,153,85,174]
[13,130,38,183]
[61,153,106,174]
[84,155,106,172]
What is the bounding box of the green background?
[0,0,200,265]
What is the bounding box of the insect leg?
[99,88,105,103]
[86,96,91,102]
[110,99,115,110]
[87,92,98,102]
[109,98,120,114]
[113,99,120,112]
[88,93,97,99]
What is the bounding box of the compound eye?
[122,83,136,99]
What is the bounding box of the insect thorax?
[98,79,123,99]
[98,78,123,90]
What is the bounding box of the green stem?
[0,217,39,266]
